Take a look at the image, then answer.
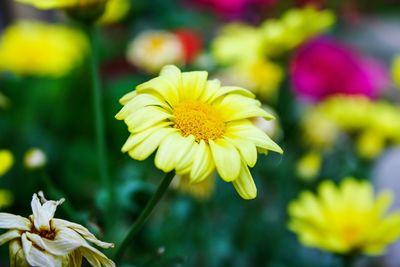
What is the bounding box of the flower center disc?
[173,101,225,142]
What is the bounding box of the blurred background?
[1,0,400,266]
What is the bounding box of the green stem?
[87,24,114,232]
[114,171,175,263]
[341,253,358,267]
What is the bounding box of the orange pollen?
[173,101,225,142]
[341,225,359,245]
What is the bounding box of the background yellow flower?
[288,178,400,255]
[0,21,88,77]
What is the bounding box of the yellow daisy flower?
[116,65,283,199]
[288,177,400,255]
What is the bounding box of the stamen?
[173,101,225,142]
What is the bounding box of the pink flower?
[290,37,389,101]
[187,0,276,20]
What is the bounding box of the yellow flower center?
[173,101,225,142]
[341,225,360,245]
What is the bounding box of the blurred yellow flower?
[116,65,282,199]
[0,192,115,266]
[0,190,13,209]
[303,95,400,157]
[392,54,400,88]
[302,110,339,150]
[24,148,47,170]
[172,174,215,200]
[288,178,400,255]
[0,150,13,176]
[0,21,88,77]
[16,0,106,9]
[211,23,265,65]
[217,59,283,100]
[126,31,184,74]
[98,0,131,24]
[261,6,335,55]
[296,151,321,181]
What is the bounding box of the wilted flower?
[126,31,184,74]
[288,178,400,255]
[0,21,88,77]
[98,0,131,24]
[116,65,282,199]
[211,23,265,65]
[291,38,389,102]
[216,59,283,100]
[0,150,13,176]
[261,6,335,55]
[24,148,47,170]
[296,151,321,181]
[0,192,115,266]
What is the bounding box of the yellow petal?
[125,106,172,133]
[190,140,214,183]
[209,138,241,181]
[232,162,257,199]
[179,71,208,101]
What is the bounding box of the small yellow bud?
[296,151,322,181]
[356,130,385,159]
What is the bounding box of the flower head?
[211,23,265,65]
[126,31,184,74]
[0,150,13,176]
[16,0,107,10]
[288,178,400,255]
[261,6,335,55]
[291,38,389,102]
[0,192,115,266]
[0,21,88,77]
[116,65,282,199]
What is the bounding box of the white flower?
[0,192,115,267]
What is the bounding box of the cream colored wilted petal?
[21,233,62,267]
[24,230,81,256]
[31,192,64,231]
[0,230,21,246]
[9,239,30,267]
[0,213,31,230]
[53,218,114,248]
[79,246,116,267]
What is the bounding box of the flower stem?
[87,23,114,231]
[113,171,175,263]
[341,253,358,267]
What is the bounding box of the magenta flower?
[290,37,389,101]
[188,0,276,20]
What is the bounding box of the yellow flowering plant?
[116,65,283,200]
[288,178,400,256]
